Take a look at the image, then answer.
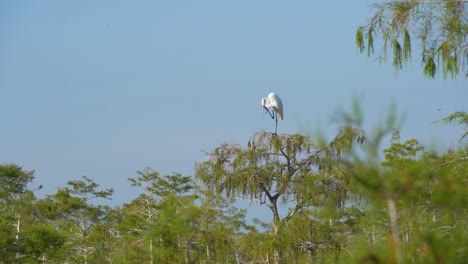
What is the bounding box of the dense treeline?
[1,112,467,264]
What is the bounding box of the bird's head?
[261,98,267,111]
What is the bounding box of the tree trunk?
[149,237,153,264]
[387,197,402,264]
[379,169,402,264]
[270,199,283,264]
[185,239,192,264]
[15,216,21,260]
[273,249,283,264]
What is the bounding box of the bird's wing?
[272,94,283,120]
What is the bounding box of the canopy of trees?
[1,109,466,263]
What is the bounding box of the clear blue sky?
[1,0,466,216]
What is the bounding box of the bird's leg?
[275,113,278,135]
[265,108,274,119]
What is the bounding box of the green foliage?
[357,0,467,79]
[0,164,38,263]
[0,164,34,201]
[423,54,437,78]
[20,224,66,261]
[196,129,367,263]
[356,26,365,53]
[67,175,114,200]
[439,111,468,140]
[341,110,467,263]
[118,169,248,263]
[282,210,343,262]
[31,176,115,263]
[392,38,403,69]
[1,109,467,263]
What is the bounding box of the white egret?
[261,92,283,134]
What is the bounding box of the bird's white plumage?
[261,93,283,119]
[260,92,284,134]
[266,93,283,120]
